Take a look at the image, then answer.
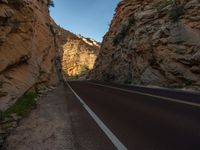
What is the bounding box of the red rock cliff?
[60,29,100,79]
[91,0,200,90]
[0,0,62,110]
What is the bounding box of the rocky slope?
[0,0,62,110]
[91,0,200,90]
[61,30,100,78]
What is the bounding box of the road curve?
[67,81,200,150]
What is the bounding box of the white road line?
[66,82,128,150]
[86,82,200,108]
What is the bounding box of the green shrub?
[148,57,157,66]
[157,0,175,11]
[3,91,38,118]
[39,69,45,77]
[8,0,22,4]
[80,65,89,74]
[86,74,90,80]
[10,19,21,33]
[47,0,55,7]
[157,0,184,22]
[169,4,184,22]
[75,75,79,79]
[0,81,3,88]
[102,72,115,82]
[124,73,132,84]
[0,110,3,121]
[113,16,135,45]
[113,24,129,45]
[37,66,46,79]
[184,80,193,86]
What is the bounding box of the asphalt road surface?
[67,81,200,150]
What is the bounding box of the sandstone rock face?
[61,30,100,78]
[0,0,62,110]
[91,0,200,90]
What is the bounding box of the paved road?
[67,81,200,150]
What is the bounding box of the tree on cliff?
[47,0,54,7]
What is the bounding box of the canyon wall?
[91,0,200,90]
[61,30,100,79]
[0,0,62,110]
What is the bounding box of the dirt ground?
[5,84,75,150]
[4,82,115,150]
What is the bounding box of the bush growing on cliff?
[47,0,54,7]
[8,0,22,4]
[0,111,3,121]
[80,65,90,75]
[157,0,184,22]
[0,80,3,88]
[148,57,157,66]
[10,19,21,33]
[102,72,115,82]
[113,16,135,45]
[124,72,132,84]
[113,24,129,45]
[157,0,175,11]
[38,67,46,79]
[184,79,193,86]
[169,3,184,22]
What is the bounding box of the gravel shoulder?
[4,83,115,150]
[5,84,75,150]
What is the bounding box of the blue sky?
[50,0,119,42]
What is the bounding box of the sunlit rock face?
[61,29,100,79]
[91,0,200,90]
[0,0,62,110]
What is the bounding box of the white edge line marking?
[66,82,128,150]
[86,82,200,108]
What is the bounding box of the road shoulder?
[4,83,115,150]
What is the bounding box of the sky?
[50,0,119,42]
